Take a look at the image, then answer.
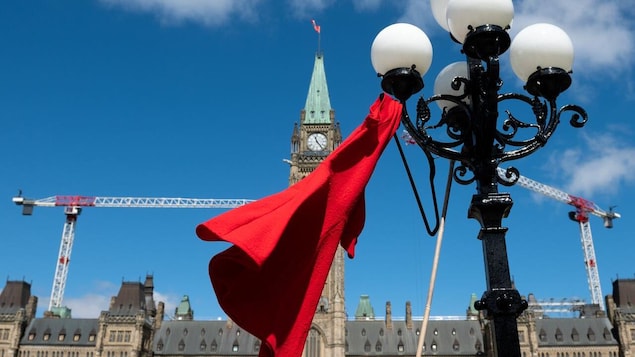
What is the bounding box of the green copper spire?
[303,52,332,124]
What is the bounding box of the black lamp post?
[370,0,587,355]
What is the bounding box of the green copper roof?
[355,294,375,319]
[175,295,192,316]
[467,293,479,317]
[303,53,332,124]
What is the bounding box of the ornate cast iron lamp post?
[370,0,587,355]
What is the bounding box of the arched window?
[305,328,322,357]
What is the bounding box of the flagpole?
[312,19,322,55]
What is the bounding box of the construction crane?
[12,194,254,315]
[497,168,620,311]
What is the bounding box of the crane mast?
[13,194,254,315]
[497,168,620,311]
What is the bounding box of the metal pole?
[470,193,527,356]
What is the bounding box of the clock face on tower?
[307,133,327,151]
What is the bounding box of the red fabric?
[196,94,402,357]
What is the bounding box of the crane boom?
[13,193,254,314]
[497,167,620,311]
[13,195,254,211]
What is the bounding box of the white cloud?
[37,281,180,319]
[549,132,635,198]
[396,0,434,30]
[154,290,180,319]
[63,294,113,318]
[287,0,335,18]
[99,0,264,26]
[352,0,383,12]
[512,0,635,77]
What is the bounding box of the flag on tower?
[196,93,403,357]
[312,19,321,33]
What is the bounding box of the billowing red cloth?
[196,94,402,356]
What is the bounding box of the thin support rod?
[416,160,455,357]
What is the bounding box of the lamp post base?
[469,193,528,356]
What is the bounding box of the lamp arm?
[497,96,588,162]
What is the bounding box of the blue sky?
[1,0,634,321]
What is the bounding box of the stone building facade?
[1,277,633,356]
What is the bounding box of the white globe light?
[433,61,469,109]
[446,0,514,44]
[431,0,450,31]
[371,23,433,77]
[510,23,574,82]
